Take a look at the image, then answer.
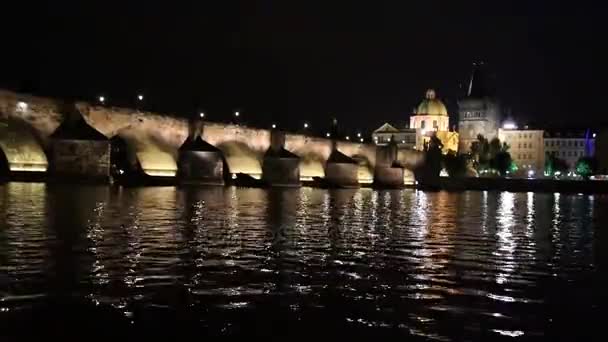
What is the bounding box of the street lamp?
[345,136,350,141]
[235,111,240,117]
[199,112,205,118]
[357,132,361,138]
[137,94,144,101]
[272,124,277,129]
[360,138,364,143]
[326,132,331,138]
[303,122,309,129]
[98,96,105,104]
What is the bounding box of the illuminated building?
[410,89,459,153]
[458,64,501,153]
[372,123,417,149]
[498,126,545,175]
[543,130,596,171]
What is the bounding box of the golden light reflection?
[495,192,516,285]
[8,164,48,172]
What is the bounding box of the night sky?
[1,1,605,134]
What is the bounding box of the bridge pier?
[324,143,359,188]
[177,121,224,185]
[49,107,112,183]
[262,130,300,187]
[373,141,404,188]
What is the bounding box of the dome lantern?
[415,89,448,116]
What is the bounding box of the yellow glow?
[1,125,49,172]
[299,160,325,179]
[9,164,48,172]
[358,166,373,184]
[144,170,177,177]
[137,150,177,177]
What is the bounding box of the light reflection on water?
[0,183,604,339]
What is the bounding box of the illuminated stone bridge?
[0,90,424,186]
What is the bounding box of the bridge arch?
[0,118,48,172]
[214,140,263,179]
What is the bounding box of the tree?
[576,156,598,180]
[443,150,468,177]
[492,151,512,176]
[469,135,512,176]
[545,153,569,176]
[424,134,444,177]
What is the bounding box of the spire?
[467,61,491,98]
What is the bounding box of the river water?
[0,183,604,340]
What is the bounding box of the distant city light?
[326,133,331,137]
[199,112,205,118]
[98,96,105,104]
[137,94,144,101]
[272,124,277,129]
[235,111,240,117]
[345,136,350,140]
[503,121,518,130]
[593,133,597,138]
[16,101,28,111]
[303,122,309,129]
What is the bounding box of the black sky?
[1,1,605,134]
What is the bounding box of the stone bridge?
[0,90,424,186]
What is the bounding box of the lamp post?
[136,94,144,111]
[272,124,277,129]
[98,96,105,104]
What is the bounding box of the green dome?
[415,89,448,116]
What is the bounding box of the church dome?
[415,89,448,116]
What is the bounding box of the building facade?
[458,66,501,153]
[498,128,545,176]
[597,129,608,175]
[372,123,417,150]
[544,130,596,171]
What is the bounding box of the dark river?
[0,183,604,340]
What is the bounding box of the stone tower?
[457,63,501,153]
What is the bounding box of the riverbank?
[420,177,608,193]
